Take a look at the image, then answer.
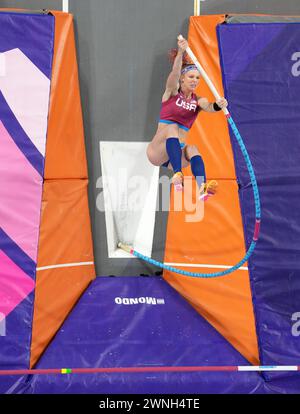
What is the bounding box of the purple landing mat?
[10,277,270,394]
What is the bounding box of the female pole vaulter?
[146,35,228,200]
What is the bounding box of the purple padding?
[239,184,300,379]
[20,277,267,394]
[0,12,54,78]
[0,291,35,394]
[0,92,44,176]
[0,11,54,393]
[0,121,43,260]
[217,23,284,84]
[218,23,300,381]
[218,23,300,186]
[0,250,35,319]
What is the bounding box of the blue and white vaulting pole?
[118,36,261,278]
[178,35,261,238]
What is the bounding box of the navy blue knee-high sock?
[166,137,182,173]
[190,155,206,188]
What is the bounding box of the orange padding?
[45,11,88,179]
[163,15,259,365]
[30,12,95,367]
[31,180,95,367]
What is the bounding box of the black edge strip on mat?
[226,14,300,24]
[0,9,51,15]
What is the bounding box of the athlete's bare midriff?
[156,121,188,143]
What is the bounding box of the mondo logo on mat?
[114,297,165,305]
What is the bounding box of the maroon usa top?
[159,90,201,131]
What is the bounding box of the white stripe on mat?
[36,261,94,271]
[238,366,298,372]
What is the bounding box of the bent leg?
[147,123,181,166]
[184,145,218,200]
[164,151,189,171]
[184,145,206,187]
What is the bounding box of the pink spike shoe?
[172,171,184,192]
[199,180,218,201]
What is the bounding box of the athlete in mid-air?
[147,35,228,200]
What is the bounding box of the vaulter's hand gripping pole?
[118,35,261,278]
[178,34,229,116]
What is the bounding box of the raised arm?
[162,36,188,100]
